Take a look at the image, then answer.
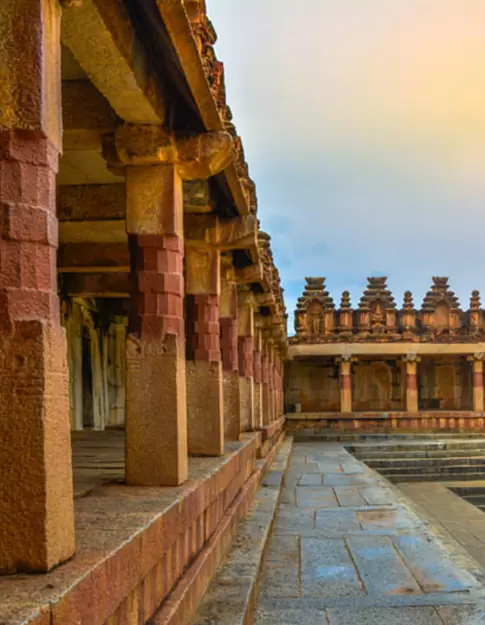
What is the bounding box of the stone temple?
[3,2,485,625]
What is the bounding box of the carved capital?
[468,353,485,362]
[113,124,234,179]
[184,214,258,251]
[402,354,421,363]
[335,355,357,365]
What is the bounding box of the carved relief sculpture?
[290,276,483,345]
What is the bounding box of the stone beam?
[62,79,116,151]
[236,264,264,285]
[59,220,127,244]
[185,214,258,252]
[289,342,485,359]
[61,0,165,124]
[61,272,132,297]
[57,184,125,221]
[114,124,233,180]
[183,180,213,214]
[57,242,130,272]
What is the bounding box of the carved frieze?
[290,276,485,345]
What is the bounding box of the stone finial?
[471,290,481,310]
[340,291,352,310]
[296,278,335,311]
[359,277,396,310]
[422,276,461,311]
[403,291,414,310]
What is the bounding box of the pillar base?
[239,376,255,431]
[126,334,188,486]
[0,321,75,573]
[254,382,263,429]
[223,370,241,441]
[187,360,224,456]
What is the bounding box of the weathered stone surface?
[326,607,442,625]
[296,488,339,509]
[300,538,364,597]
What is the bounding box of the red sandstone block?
[0,131,58,167]
[157,293,183,317]
[2,203,58,246]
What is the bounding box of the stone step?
[349,440,485,453]
[389,471,485,482]
[294,431,485,442]
[351,448,485,460]
[379,463,485,475]
[362,456,485,469]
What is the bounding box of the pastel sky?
[206,0,485,330]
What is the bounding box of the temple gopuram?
[287,276,485,430]
[0,1,286,623]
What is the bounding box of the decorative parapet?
[185,0,258,215]
[289,276,485,345]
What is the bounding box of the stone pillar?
[186,244,224,455]
[275,352,283,418]
[220,258,240,440]
[0,0,75,573]
[238,288,255,431]
[262,339,270,426]
[338,356,353,414]
[403,355,420,414]
[125,164,188,486]
[253,325,263,428]
[114,123,233,483]
[470,354,484,413]
[268,342,276,422]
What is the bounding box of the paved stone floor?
[254,442,485,624]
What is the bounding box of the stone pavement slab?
[326,606,442,625]
[253,440,485,624]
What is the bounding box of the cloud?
[206,0,485,322]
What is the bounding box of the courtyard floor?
[252,441,485,624]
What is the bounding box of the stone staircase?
[451,485,485,511]
[347,438,485,483]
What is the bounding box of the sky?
[206,0,485,330]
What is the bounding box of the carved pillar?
[403,355,420,414]
[238,288,255,430]
[262,338,270,425]
[253,323,263,428]
[185,244,224,455]
[337,356,353,414]
[274,351,282,419]
[0,0,75,573]
[469,354,484,413]
[220,257,240,440]
[125,164,188,485]
[115,124,233,482]
[268,343,276,422]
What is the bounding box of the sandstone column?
[338,356,353,414]
[253,324,263,428]
[0,0,75,573]
[262,338,271,425]
[220,257,240,440]
[267,341,276,422]
[403,355,420,414]
[115,124,233,483]
[238,288,255,430]
[125,163,188,486]
[471,354,484,413]
[186,243,224,456]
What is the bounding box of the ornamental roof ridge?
[359,276,396,310]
